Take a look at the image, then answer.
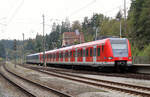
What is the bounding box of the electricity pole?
[124,0,127,35]
[22,33,24,65]
[42,14,46,67]
[14,39,17,68]
[95,27,99,41]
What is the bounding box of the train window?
[49,54,51,58]
[83,49,85,57]
[48,54,50,58]
[59,52,61,58]
[65,52,67,58]
[73,51,75,57]
[94,48,96,56]
[55,53,56,59]
[97,47,100,56]
[90,48,93,57]
[65,52,66,58]
[86,48,89,57]
[102,45,104,52]
[77,50,80,57]
[62,52,63,58]
[67,52,69,57]
[57,53,59,58]
[81,49,83,57]
[70,51,72,57]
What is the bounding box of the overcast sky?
[0,0,131,40]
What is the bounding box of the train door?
[77,48,83,62]
[40,54,42,63]
[68,50,70,63]
[86,47,93,62]
[70,49,75,62]
[54,53,56,62]
[89,47,93,62]
[61,51,63,62]
[75,48,77,63]
[96,45,101,62]
[93,45,96,64]
[65,50,68,62]
[56,52,59,62]
[101,45,105,62]
[46,54,48,62]
[49,53,51,62]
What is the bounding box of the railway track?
[25,64,150,80]
[1,64,72,97]
[0,68,36,97]
[22,65,150,97]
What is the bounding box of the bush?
[138,44,150,56]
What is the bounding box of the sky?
[0,0,131,40]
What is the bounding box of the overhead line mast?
[42,14,46,67]
[124,0,127,36]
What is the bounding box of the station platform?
[132,64,150,74]
[133,64,150,66]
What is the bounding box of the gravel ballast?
[5,62,142,97]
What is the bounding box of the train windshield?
[110,38,128,57]
[111,44,127,50]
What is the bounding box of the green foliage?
[82,13,107,41]
[128,0,150,49]
[0,42,6,58]
[72,20,82,32]
[138,44,150,56]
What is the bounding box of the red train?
[26,38,132,71]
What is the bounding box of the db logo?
[119,57,122,60]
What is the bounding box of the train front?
[109,38,132,71]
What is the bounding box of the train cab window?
[97,47,100,56]
[90,48,93,57]
[86,48,89,57]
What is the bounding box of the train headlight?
[129,57,132,59]
[108,57,113,60]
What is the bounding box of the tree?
[0,42,6,58]
[72,20,82,32]
[128,0,150,49]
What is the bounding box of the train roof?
[45,38,127,53]
[27,38,128,55]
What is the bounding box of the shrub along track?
[22,64,150,97]
[1,64,72,97]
